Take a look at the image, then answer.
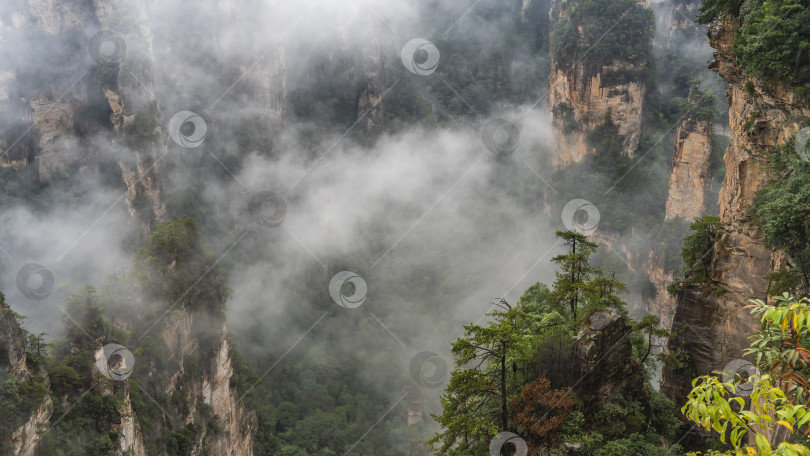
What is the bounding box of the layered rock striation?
[665,97,714,221]
[662,16,810,406]
[547,0,650,166]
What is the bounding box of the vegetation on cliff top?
[430,283,810,454]
[698,0,810,88]
[429,230,682,456]
[0,293,49,455]
[0,218,244,456]
[667,215,723,297]
[551,0,655,74]
[680,83,719,123]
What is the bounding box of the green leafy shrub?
[134,217,227,312]
[669,215,722,296]
[680,82,718,122]
[734,0,810,86]
[698,0,810,87]
[682,295,810,455]
[696,0,745,24]
[551,0,655,75]
[750,133,810,292]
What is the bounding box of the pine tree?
[550,231,598,322]
[428,299,531,455]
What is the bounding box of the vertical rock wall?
[547,0,647,166]
[662,16,810,405]
[0,304,53,456]
[0,1,283,453]
[664,116,713,221]
[0,0,107,183]
[547,61,646,167]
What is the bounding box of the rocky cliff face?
[143,310,256,456]
[93,0,167,227]
[665,111,714,220]
[547,61,646,166]
[0,0,108,183]
[115,384,146,456]
[75,270,257,456]
[288,10,385,135]
[643,250,677,331]
[354,19,385,133]
[547,0,647,166]
[0,304,53,456]
[0,0,162,221]
[662,16,810,405]
[0,1,281,453]
[574,308,647,414]
[649,0,702,49]
[1,0,288,226]
[706,18,804,302]
[11,396,52,456]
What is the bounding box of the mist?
[0,0,729,453]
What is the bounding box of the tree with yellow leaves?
[683,294,810,455]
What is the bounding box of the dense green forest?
[698,0,810,88]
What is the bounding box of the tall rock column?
[547,63,646,166]
[662,16,810,405]
[665,86,715,221]
[90,0,167,227]
[547,0,652,166]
